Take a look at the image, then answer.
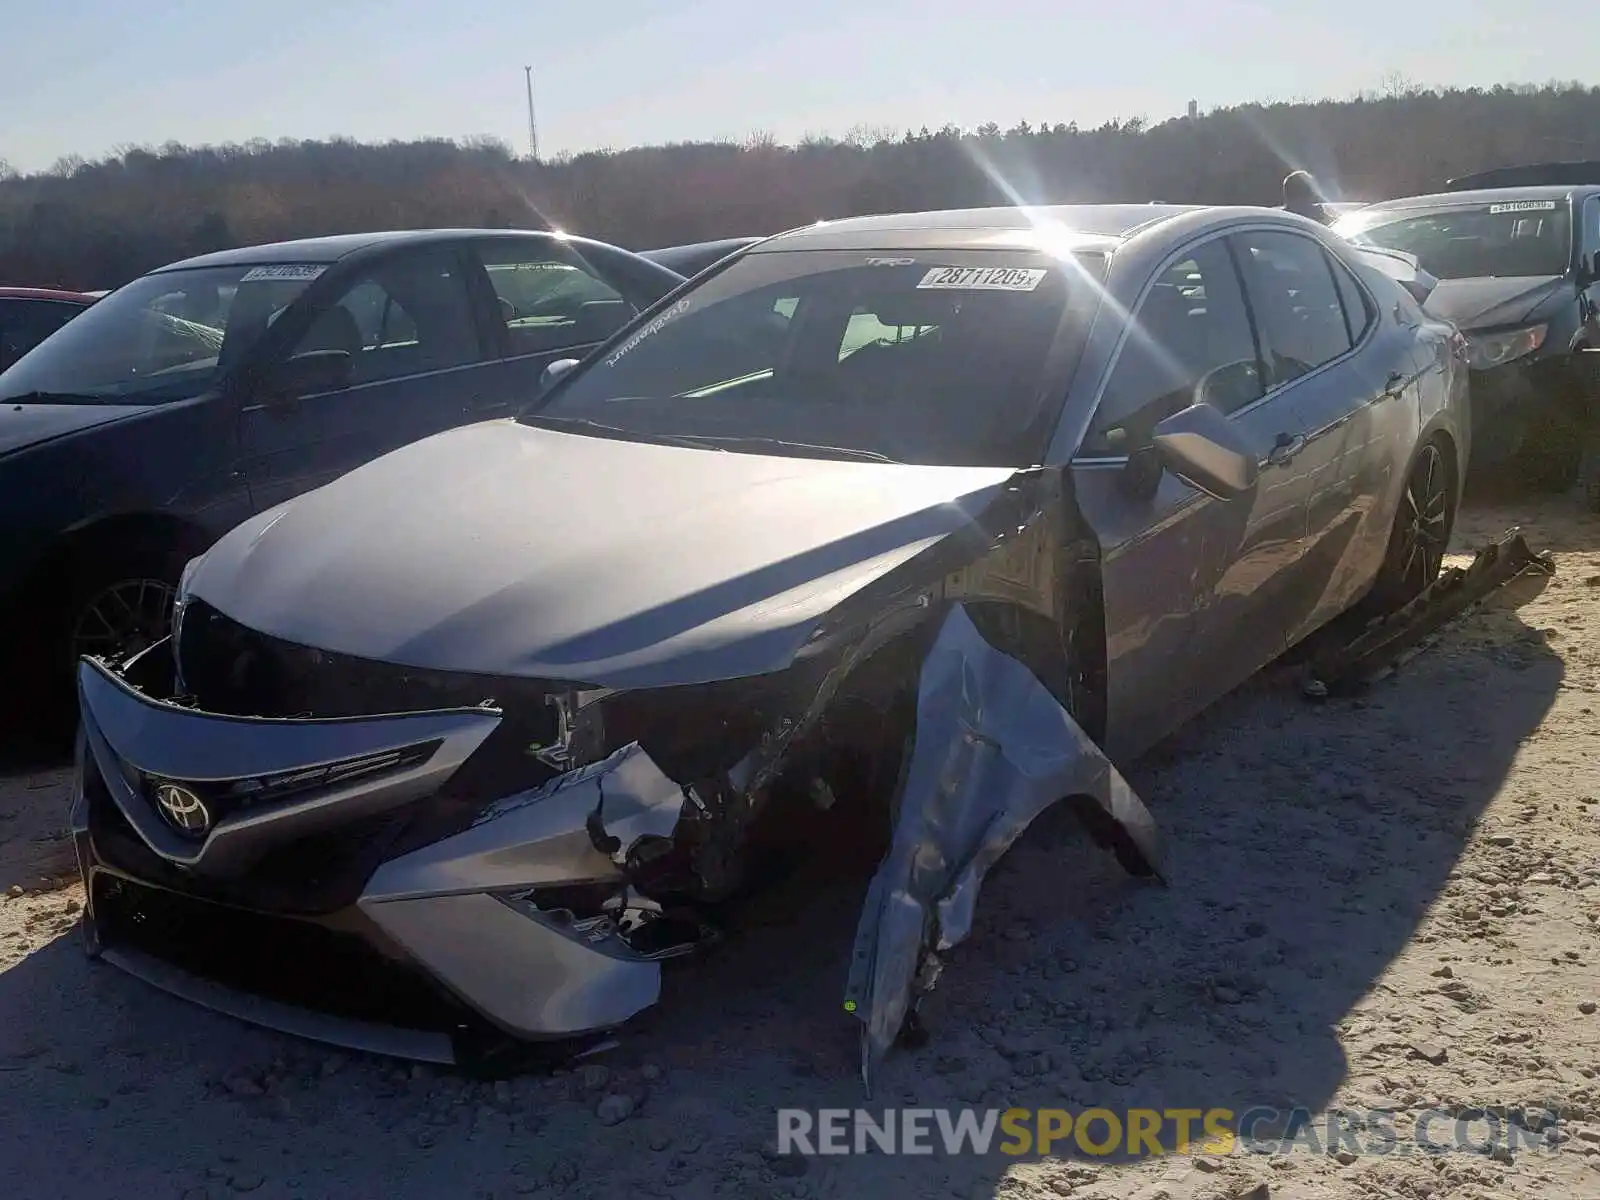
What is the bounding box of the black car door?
[460,238,652,415]
[236,245,500,510]
[1581,195,1600,348]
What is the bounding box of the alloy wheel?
[70,577,177,664]
[1396,444,1450,595]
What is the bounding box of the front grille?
[93,872,475,1034]
[86,761,414,914]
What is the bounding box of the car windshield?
[0,263,324,405]
[523,249,1094,467]
[1339,200,1573,280]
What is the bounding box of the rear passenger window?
[1327,253,1373,343]
[1082,239,1262,456]
[477,244,635,357]
[1235,230,1353,388]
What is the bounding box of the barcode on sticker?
[240,263,328,283]
[916,266,1046,291]
[1488,200,1558,214]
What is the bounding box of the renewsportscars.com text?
[775,1106,1560,1158]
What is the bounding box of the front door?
[238,246,499,510]
[1070,234,1312,761]
[1581,196,1600,347]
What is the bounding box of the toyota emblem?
[153,782,211,837]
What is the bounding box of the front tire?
[1365,438,1456,613]
[25,540,189,740]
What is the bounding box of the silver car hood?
[188,421,1020,690]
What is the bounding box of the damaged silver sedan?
[72,203,1469,1088]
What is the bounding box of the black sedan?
[1335,166,1600,501]
[0,229,685,738]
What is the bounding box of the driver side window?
[1081,238,1261,457]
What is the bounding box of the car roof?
[0,286,98,303]
[151,228,609,274]
[1359,185,1598,214]
[753,204,1208,254]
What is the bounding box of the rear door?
[238,245,498,509]
[462,240,647,416]
[1230,227,1409,640]
[1070,233,1312,760]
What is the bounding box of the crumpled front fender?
[845,603,1163,1091]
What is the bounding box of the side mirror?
[541,357,581,390]
[1149,402,1260,500]
[265,349,353,397]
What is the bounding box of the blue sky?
[3,0,1590,172]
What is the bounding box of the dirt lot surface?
[2,497,1600,1200]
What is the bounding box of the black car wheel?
[69,576,178,664]
[2,540,190,753]
[1366,438,1455,612]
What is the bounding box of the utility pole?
[524,66,539,162]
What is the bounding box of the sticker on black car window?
[916,266,1046,291]
[1488,200,1559,214]
[240,264,328,282]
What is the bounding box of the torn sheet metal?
[363,742,687,902]
[844,603,1163,1092]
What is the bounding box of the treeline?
[3,81,1599,290]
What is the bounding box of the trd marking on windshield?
[865,257,916,266]
[604,297,692,367]
[240,264,327,282]
[916,266,1047,291]
[1488,200,1558,214]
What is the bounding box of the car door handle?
[1267,433,1306,466]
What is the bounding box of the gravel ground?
[2,497,1599,1200]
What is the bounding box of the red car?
[0,287,99,371]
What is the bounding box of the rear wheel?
[1365,438,1455,613]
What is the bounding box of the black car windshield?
[1339,200,1573,280]
[523,248,1096,467]
[0,263,323,404]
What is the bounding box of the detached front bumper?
[73,646,692,1063]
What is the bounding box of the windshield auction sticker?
[1487,200,1558,214]
[241,264,328,282]
[916,265,1047,291]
